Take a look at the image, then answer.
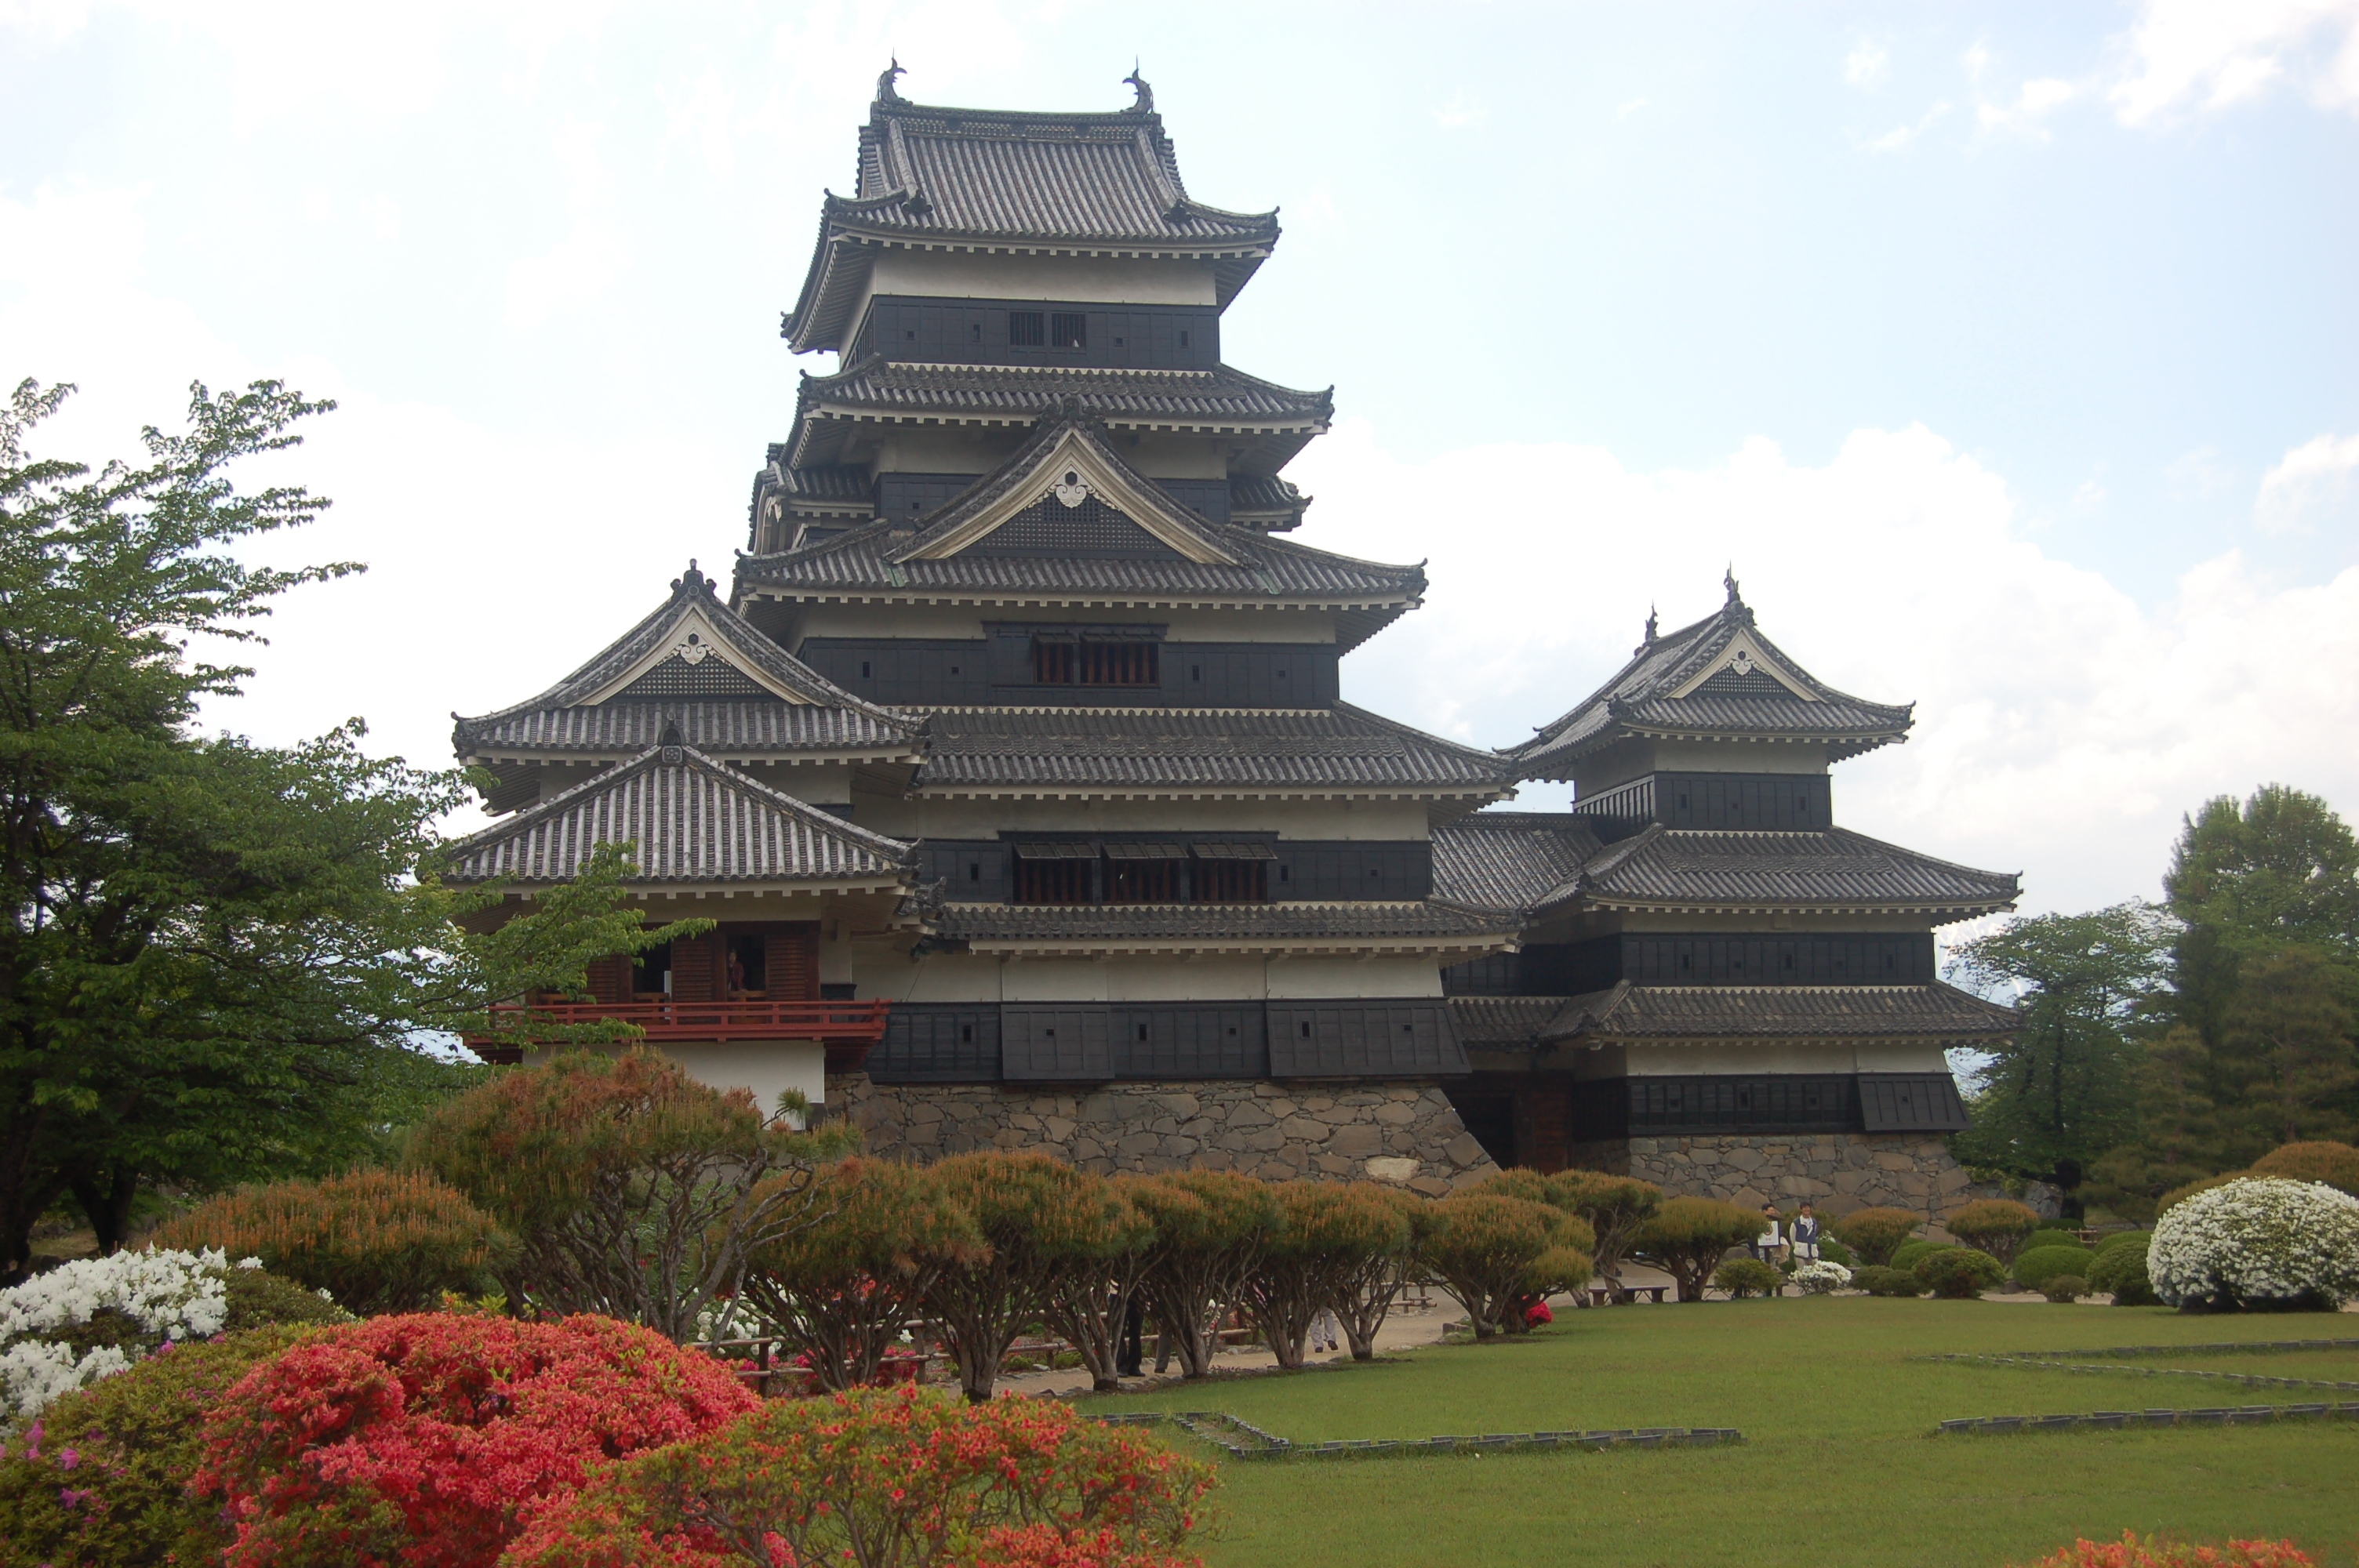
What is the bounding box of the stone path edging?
[1095,1410,1740,1458]
[1930,1338,2359,1435]
[1937,1403,2359,1435]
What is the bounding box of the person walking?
[1753,1203,1785,1266]
[1309,1306,1342,1355]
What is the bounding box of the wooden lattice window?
[1008,310,1044,346]
[1032,638,1159,685]
[1049,312,1087,349]
[1012,843,1095,904]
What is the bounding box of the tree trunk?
[70,1167,140,1255]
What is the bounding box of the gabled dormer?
[1508,575,1915,827]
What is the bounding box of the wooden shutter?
[669,934,721,1002]
[584,956,634,1005]
[765,924,820,1002]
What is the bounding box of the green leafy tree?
[1949,902,2172,1194]
[0,378,675,1283]
[1420,1190,1592,1335]
[1632,1196,1757,1303]
[1129,1171,1281,1378]
[1234,1181,1410,1369]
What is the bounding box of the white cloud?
[502,118,627,331]
[1615,96,1651,121]
[1431,92,1482,129]
[2256,430,2359,533]
[1863,102,1950,153]
[2164,443,2234,502]
[1845,39,1890,89]
[1977,76,2078,136]
[1291,419,2359,916]
[2110,0,2359,123]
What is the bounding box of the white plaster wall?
[1623,1041,1945,1076]
[522,1040,827,1111]
[858,252,1219,326]
[785,604,1339,647]
[1852,1043,1956,1073]
[1263,956,1442,999]
[1574,739,1830,794]
[736,760,854,804]
[1613,913,1941,935]
[997,960,1113,1002]
[1103,957,1268,1000]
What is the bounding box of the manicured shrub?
[2040,1274,2089,1304]
[740,1157,985,1393]
[2013,1244,2100,1292]
[501,1386,1217,1568]
[2157,1172,2245,1214]
[1130,1172,1281,1378]
[1482,1169,1662,1288]
[1945,1199,2041,1264]
[1852,1265,1922,1298]
[2023,1228,2082,1254]
[2012,1530,2314,1566]
[193,1312,757,1568]
[1633,1197,1757,1304]
[1914,1247,2007,1299]
[1039,1178,1158,1392]
[923,1153,1143,1403]
[152,1170,511,1315]
[2088,1240,2161,1307]
[1790,1260,1852,1295]
[2149,1177,2359,1312]
[0,1327,314,1568]
[1829,1207,1921,1267]
[1236,1181,1412,1368]
[1710,1258,1782,1298]
[1816,1236,1855,1266]
[407,1048,851,1341]
[222,1267,354,1333]
[1889,1240,1954,1274]
[2095,1229,2153,1257]
[1332,1184,1428,1361]
[1422,1191,1593,1337]
[2249,1140,2359,1199]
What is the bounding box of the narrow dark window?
[1049,312,1086,349]
[948,665,960,675]
[1190,664,1201,681]
[969,323,982,343]
[1179,329,1190,347]
[1044,1027,1056,1039]
[1278,866,1289,883]
[1136,1024,1149,1041]
[967,862,980,882]
[1113,335,1125,347]
[905,328,916,340]
[961,1024,973,1043]
[1032,637,1159,685]
[1299,1021,1311,1038]
[1008,310,1045,346]
[860,660,871,678]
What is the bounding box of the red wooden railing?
[465,999,891,1065]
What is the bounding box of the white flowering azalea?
[2149,1178,2359,1312]
[1791,1261,1853,1295]
[0,1247,237,1423]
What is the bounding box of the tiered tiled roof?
[1510,578,1915,779]
[784,82,1281,353]
[1227,474,1310,532]
[926,899,1519,955]
[783,360,1330,470]
[1451,982,2019,1047]
[1430,815,2019,920]
[453,564,918,768]
[910,706,1512,797]
[444,744,914,890]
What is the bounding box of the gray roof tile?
[1430,811,1602,912]
[910,705,1510,793]
[456,701,915,759]
[444,744,914,887]
[1504,981,2020,1044]
[1568,826,2020,914]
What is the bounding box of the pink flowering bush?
[194,1312,757,1568]
[498,1385,1216,1568]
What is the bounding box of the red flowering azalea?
[500,1385,1216,1568]
[195,1313,757,1568]
[2016,1534,2315,1567]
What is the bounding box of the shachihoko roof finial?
[1123,61,1154,114]
[1724,565,1742,606]
[877,57,907,105]
[1645,604,1659,643]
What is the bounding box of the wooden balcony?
[467,999,891,1069]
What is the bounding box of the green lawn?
[1079,1299,2359,1568]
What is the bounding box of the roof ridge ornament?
[1635,604,1658,654]
[1724,565,1742,607]
[876,57,907,105]
[1122,63,1154,114]
[672,558,709,594]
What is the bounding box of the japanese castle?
[446,68,2020,1215]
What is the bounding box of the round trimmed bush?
[1816,1236,1855,1267]
[2149,1177,2359,1312]
[1711,1258,1783,1298]
[1852,1265,1923,1298]
[2013,1244,2099,1292]
[2039,1273,2089,1304]
[2249,1141,2359,1199]
[1889,1240,1955,1274]
[2157,1172,2245,1214]
[1946,1199,2041,1263]
[1829,1207,1921,1267]
[1914,1247,2007,1299]
[2022,1229,2081,1254]
[2095,1229,2152,1257]
[2088,1243,2159,1307]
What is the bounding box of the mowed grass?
[1079,1299,2359,1568]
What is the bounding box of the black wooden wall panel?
[1001,1007,1114,1081]
[915,841,1012,903]
[798,637,1338,710]
[1625,1075,1859,1133]
[867,1004,1002,1083]
[1857,1073,1970,1131]
[858,296,1219,372]
[797,638,990,706]
[1623,933,1935,985]
[1653,773,1830,831]
[874,472,982,521]
[1109,1005,1268,1079]
[1271,841,1433,901]
[1264,1001,1469,1078]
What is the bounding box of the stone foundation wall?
[1568,1133,1973,1219]
[828,1075,1497,1196]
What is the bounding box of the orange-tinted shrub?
[2013,1530,2314,1566]
[152,1170,511,1314]
[2248,1141,2359,1198]
[1830,1206,1922,1267]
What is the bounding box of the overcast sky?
[4,0,2356,920]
